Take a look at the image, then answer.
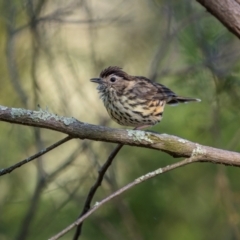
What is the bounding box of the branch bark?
[0,105,240,166]
[196,0,240,39]
[49,156,201,240]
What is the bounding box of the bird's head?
[90,66,131,94]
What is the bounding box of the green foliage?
[0,0,240,240]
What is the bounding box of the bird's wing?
[132,76,176,101]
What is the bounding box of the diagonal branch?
[0,105,240,166]
[0,136,72,176]
[196,0,240,40]
[73,143,124,240]
[49,156,200,240]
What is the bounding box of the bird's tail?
[167,96,201,105]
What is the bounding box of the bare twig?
[0,136,72,176]
[49,156,200,240]
[73,143,124,239]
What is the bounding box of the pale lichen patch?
[178,138,188,144]
[63,117,76,125]
[155,168,163,174]
[93,201,99,207]
[127,130,153,143]
[31,109,76,125]
[10,107,76,126]
[135,168,163,183]
[0,105,8,110]
[11,108,26,118]
[192,144,206,157]
[31,109,55,121]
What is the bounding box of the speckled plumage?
[91,66,201,129]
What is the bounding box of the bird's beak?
[90,78,103,83]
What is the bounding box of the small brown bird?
[90,66,201,129]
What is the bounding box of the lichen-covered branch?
[0,105,240,166]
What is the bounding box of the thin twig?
[49,156,200,240]
[0,136,72,176]
[73,143,124,240]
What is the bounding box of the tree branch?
[49,156,200,240]
[0,136,72,176]
[73,143,124,240]
[0,105,239,166]
[196,0,240,39]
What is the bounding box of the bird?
[90,66,201,130]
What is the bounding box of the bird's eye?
[110,77,116,82]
